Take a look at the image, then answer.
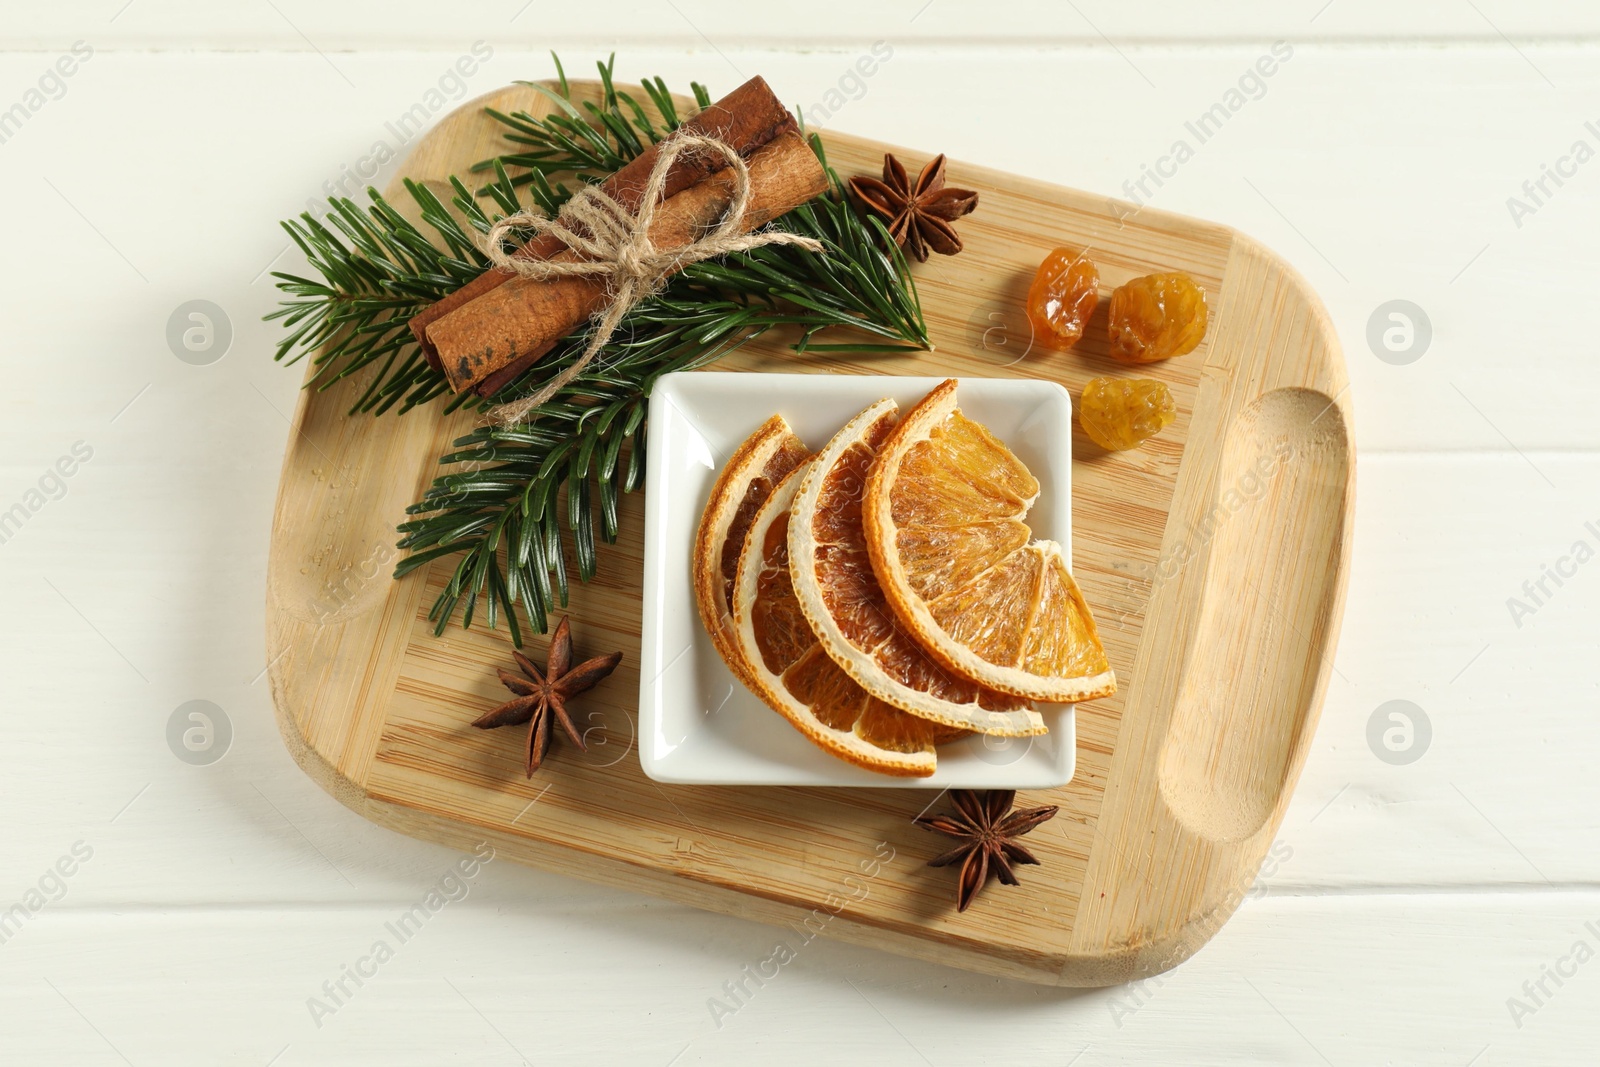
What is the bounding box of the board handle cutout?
[1157,387,1351,842]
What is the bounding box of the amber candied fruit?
[1107,272,1208,363]
[1025,247,1100,350]
[1079,377,1176,451]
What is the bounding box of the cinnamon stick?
[409,75,797,377]
[427,130,829,394]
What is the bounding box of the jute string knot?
[480,133,824,426]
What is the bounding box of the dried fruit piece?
[862,380,1116,705]
[1079,377,1177,451]
[1107,271,1208,363]
[692,415,811,687]
[1025,248,1100,350]
[785,398,1044,737]
[732,462,966,777]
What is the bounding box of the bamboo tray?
[267,81,1353,987]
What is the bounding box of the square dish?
[639,372,1078,788]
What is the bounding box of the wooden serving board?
[267,81,1353,987]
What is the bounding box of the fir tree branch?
[473,54,713,197]
[400,138,927,640]
[267,54,928,642]
[266,179,491,416]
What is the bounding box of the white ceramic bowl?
[639,372,1079,788]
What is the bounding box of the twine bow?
[481,133,824,426]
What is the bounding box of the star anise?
[472,616,622,777]
[847,152,979,262]
[914,789,1058,911]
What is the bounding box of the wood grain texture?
[266,80,1353,986]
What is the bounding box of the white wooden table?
[2,4,1595,1063]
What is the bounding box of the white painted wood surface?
[1,7,1596,1063]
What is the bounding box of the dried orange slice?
[732,462,964,776]
[692,414,810,686]
[863,380,1116,703]
[787,400,1045,737]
